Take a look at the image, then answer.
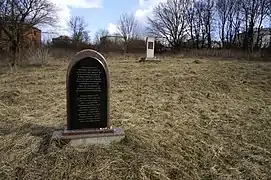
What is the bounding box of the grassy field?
[0,56,270,180]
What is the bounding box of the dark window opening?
[148,42,153,49]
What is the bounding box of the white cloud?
[105,0,166,37]
[135,0,166,22]
[44,0,102,37]
[107,23,119,35]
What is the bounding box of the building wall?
[0,26,41,51]
[23,27,42,48]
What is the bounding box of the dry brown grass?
[180,49,271,61]
[0,56,270,180]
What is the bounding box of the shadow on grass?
[20,123,72,152]
[0,121,70,152]
[0,121,135,155]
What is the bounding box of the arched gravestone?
[52,49,124,146]
[66,49,110,130]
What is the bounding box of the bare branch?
[117,13,139,42]
[68,16,89,43]
[146,0,188,50]
[94,29,109,45]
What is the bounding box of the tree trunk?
[247,19,254,53]
[196,36,199,49]
[173,43,180,53]
[123,42,128,54]
[255,16,264,49]
[10,40,17,67]
[207,22,212,49]
[189,22,195,48]
[221,22,225,48]
[201,33,205,48]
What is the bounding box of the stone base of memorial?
[52,127,125,147]
[139,57,161,62]
[145,57,161,61]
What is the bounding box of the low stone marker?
[52,49,125,146]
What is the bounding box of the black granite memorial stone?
[66,50,109,130]
[52,49,125,146]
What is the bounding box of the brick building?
[24,26,42,47]
[0,25,42,52]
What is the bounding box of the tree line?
[0,0,271,66]
[67,0,271,53]
[147,0,271,52]
[64,13,140,54]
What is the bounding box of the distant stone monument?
[146,37,155,60]
[139,37,160,62]
[52,49,125,146]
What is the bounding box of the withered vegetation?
[0,56,270,180]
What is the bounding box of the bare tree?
[239,0,269,52]
[93,28,109,45]
[144,0,271,52]
[147,0,188,51]
[117,13,138,53]
[204,0,214,49]
[215,0,270,50]
[187,0,196,48]
[82,31,91,44]
[254,0,269,49]
[186,0,207,49]
[68,16,89,43]
[93,29,110,52]
[268,0,271,49]
[227,1,242,48]
[0,0,57,67]
[216,0,231,47]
